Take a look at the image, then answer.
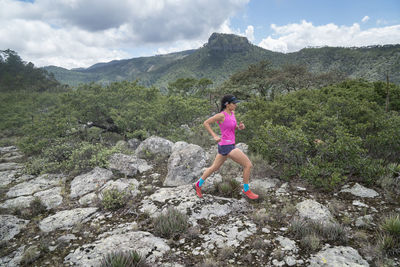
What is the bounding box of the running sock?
[243,183,249,192]
[197,178,205,187]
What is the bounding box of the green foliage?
[21,246,40,266]
[378,214,400,256]
[100,188,129,211]
[0,49,63,92]
[29,197,47,217]
[153,207,189,238]
[242,80,400,189]
[213,178,241,198]
[99,250,148,267]
[289,219,348,251]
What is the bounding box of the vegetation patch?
[99,250,149,267]
[100,188,129,211]
[153,207,189,239]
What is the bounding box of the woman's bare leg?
[227,148,253,184]
[201,153,227,180]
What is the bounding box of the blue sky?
[1,0,399,69]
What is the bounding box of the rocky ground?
[0,136,399,266]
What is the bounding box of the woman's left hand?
[238,121,245,130]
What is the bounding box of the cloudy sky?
[1,0,399,69]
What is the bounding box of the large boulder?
[164,143,207,186]
[135,136,173,159]
[70,167,113,198]
[108,153,152,176]
[296,199,335,223]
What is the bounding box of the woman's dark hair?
[220,94,235,112]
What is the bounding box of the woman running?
[195,94,259,199]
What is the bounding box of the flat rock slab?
[200,217,257,250]
[0,170,17,187]
[70,167,113,198]
[6,173,65,198]
[0,163,23,171]
[39,207,98,232]
[308,246,369,266]
[33,187,63,209]
[0,195,35,209]
[64,224,170,266]
[0,215,29,241]
[340,183,379,198]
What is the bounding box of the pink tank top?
[218,111,237,145]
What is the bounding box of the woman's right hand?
[213,136,221,142]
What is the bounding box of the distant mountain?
[43,33,400,87]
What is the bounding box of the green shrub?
[101,188,128,211]
[380,214,400,237]
[99,250,148,267]
[289,219,348,245]
[29,197,47,217]
[153,207,189,238]
[213,178,241,198]
[21,246,40,266]
[300,234,321,252]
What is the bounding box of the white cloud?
[245,25,255,41]
[258,20,400,53]
[0,0,249,68]
[362,16,370,23]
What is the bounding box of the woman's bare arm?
[203,113,225,142]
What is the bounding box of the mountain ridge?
[43,33,400,87]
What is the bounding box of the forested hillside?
[0,49,64,92]
[43,33,400,87]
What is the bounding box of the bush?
[250,121,310,180]
[29,197,47,217]
[100,188,128,211]
[153,207,189,238]
[213,178,241,198]
[99,250,148,267]
[289,219,348,245]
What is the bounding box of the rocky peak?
[206,32,251,52]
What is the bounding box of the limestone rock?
[0,245,25,267]
[39,207,98,232]
[127,138,141,150]
[200,218,257,250]
[236,142,248,153]
[99,178,139,199]
[70,167,113,198]
[276,236,298,253]
[0,170,17,187]
[0,163,23,171]
[164,143,207,186]
[64,225,170,266]
[108,153,152,176]
[0,195,34,209]
[6,173,65,198]
[135,136,173,159]
[296,199,335,223]
[0,215,29,241]
[308,246,369,266]
[340,183,379,198]
[33,187,63,209]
